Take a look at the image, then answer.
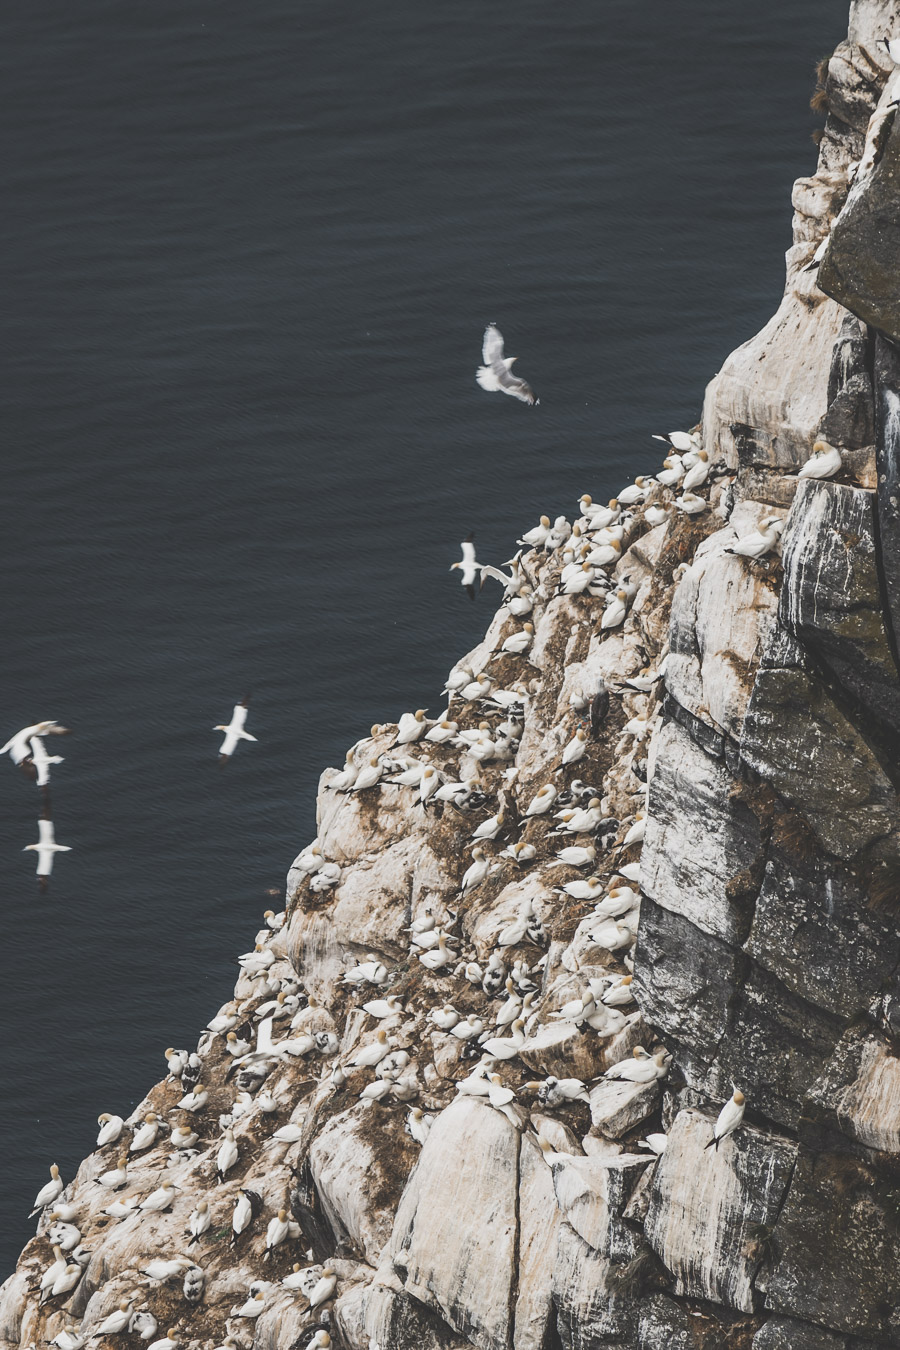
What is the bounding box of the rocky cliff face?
[6,4,900,1349]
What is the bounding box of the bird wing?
[496,367,536,405]
[482,325,505,365]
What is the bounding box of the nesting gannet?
[449,1014,485,1041]
[129,1112,160,1153]
[96,1113,124,1147]
[653,430,698,453]
[561,729,588,765]
[147,1332,180,1350]
[231,1188,262,1241]
[674,491,707,515]
[1,720,70,767]
[362,994,403,1019]
[216,1129,239,1181]
[51,1328,86,1350]
[519,515,552,549]
[30,1163,64,1216]
[594,886,637,918]
[460,847,490,891]
[309,1267,338,1307]
[617,476,652,506]
[93,1299,136,1335]
[604,1046,670,1082]
[170,1125,199,1150]
[600,590,627,631]
[601,975,635,1006]
[622,813,646,846]
[214,695,257,762]
[396,708,429,744]
[178,1084,209,1111]
[187,1198,212,1244]
[500,840,536,864]
[499,623,534,655]
[39,1246,68,1301]
[141,1258,192,1282]
[797,439,842,479]
[724,515,784,559]
[536,1075,590,1106]
[98,1154,128,1189]
[479,1019,525,1060]
[48,1218,81,1251]
[553,796,603,834]
[304,1334,331,1350]
[28,735,64,787]
[348,1029,392,1069]
[476,324,538,406]
[271,1122,304,1143]
[24,813,71,889]
[139,1181,177,1213]
[430,1004,460,1030]
[264,1207,293,1255]
[524,783,557,816]
[561,875,603,901]
[553,843,596,868]
[49,1264,83,1299]
[705,1088,746,1149]
[417,936,457,972]
[350,757,384,792]
[486,1074,517,1110]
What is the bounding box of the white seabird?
[450,536,481,600]
[797,439,842,480]
[1,720,70,767]
[30,1163,64,1216]
[24,812,71,890]
[476,324,538,406]
[28,735,64,787]
[705,1088,746,1149]
[214,695,257,763]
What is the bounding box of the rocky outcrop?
[4,3,900,1349]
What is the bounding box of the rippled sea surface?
[0,0,850,1270]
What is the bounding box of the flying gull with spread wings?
[476,325,538,406]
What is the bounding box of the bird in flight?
[214,695,257,764]
[476,325,538,406]
[450,535,481,600]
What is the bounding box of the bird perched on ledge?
[476,324,538,406]
[705,1088,746,1149]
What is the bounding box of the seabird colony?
[16,323,855,1344]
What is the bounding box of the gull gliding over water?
[476,325,538,406]
[214,696,257,763]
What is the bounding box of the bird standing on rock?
[705,1088,746,1149]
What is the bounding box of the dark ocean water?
[0,0,850,1271]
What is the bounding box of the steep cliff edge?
[6,4,900,1349]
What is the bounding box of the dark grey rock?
[745,852,900,1019]
[779,479,900,732]
[642,719,765,946]
[638,1294,763,1349]
[552,1221,640,1350]
[819,107,900,341]
[708,963,845,1130]
[818,314,875,450]
[767,1146,900,1343]
[874,332,900,661]
[804,1025,900,1154]
[753,1315,848,1349]
[740,626,899,858]
[644,1110,797,1313]
[632,896,741,1066]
